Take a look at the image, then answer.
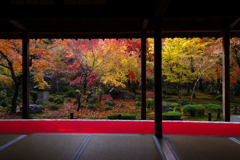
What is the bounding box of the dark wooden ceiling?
[1,0,240,39]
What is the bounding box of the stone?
[20,104,42,113]
[37,91,49,104]
[109,87,136,100]
[162,104,174,112]
[107,101,117,106]
[109,88,125,99]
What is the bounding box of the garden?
[1,38,240,121]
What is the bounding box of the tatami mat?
[0,134,87,160]
[164,135,240,160]
[79,135,163,160]
[234,136,240,141]
[0,134,23,147]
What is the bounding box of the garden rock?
[20,104,42,113]
[109,87,125,99]
[162,104,174,112]
[107,101,117,106]
[109,87,135,100]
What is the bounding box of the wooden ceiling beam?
[142,19,149,30]
[8,20,26,31]
[155,0,172,17]
[227,18,240,29]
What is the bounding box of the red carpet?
[0,120,240,136]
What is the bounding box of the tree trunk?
[128,80,131,92]
[132,81,136,94]
[210,81,214,93]
[76,94,81,111]
[176,82,181,99]
[199,79,204,92]
[11,83,20,113]
[217,78,222,94]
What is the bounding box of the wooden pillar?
[222,29,230,121]
[141,30,147,120]
[22,32,30,119]
[154,17,162,137]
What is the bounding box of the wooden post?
[141,30,147,120]
[22,32,30,119]
[154,17,162,137]
[222,29,230,122]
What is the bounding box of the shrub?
[135,91,141,95]
[134,101,141,106]
[196,105,205,117]
[181,92,190,96]
[108,114,137,120]
[121,114,137,120]
[0,100,8,107]
[107,114,118,119]
[168,103,179,109]
[73,100,78,105]
[87,105,95,110]
[136,95,141,100]
[66,98,71,102]
[65,90,76,97]
[48,95,55,102]
[215,95,222,101]
[204,104,222,112]
[162,89,178,95]
[50,104,61,110]
[174,106,181,112]
[146,98,154,109]
[166,98,177,102]
[182,105,197,116]
[178,99,189,107]
[162,111,182,120]
[105,106,112,110]
[134,98,140,101]
[30,91,38,103]
[88,98,97,104]
[215,95,234,101]
[54,98,64,104]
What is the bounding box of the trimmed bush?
[215,95,222,101]
[163,89,178,95]
[181,92,190,96]
[134,101,141,106]
[146,98,154,109]
[108,114,137,120]
[0,100,8,107]
[162,111,182,120]
[87,105,95,110]
[216,95,234,101]
[182,105,197,116]
[178,99,189,107]
[105,106,113,110]
[166,98,177,102]
[196,105,205,116]
[168,103,179,109]
[204,104,222,113]
[174,106,181,112]
[30,91,38,103]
